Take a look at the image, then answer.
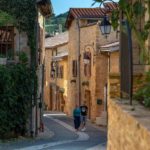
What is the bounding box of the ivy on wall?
[93,0,150,107]
[0,10,14,26]
[0,0,38,138]
[0,0,37,66]
[133,71,150,108]
[93,0,150,62]
[0,63,35,138]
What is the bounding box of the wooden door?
[85,90,91,119]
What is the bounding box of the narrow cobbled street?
[0,112,107,150]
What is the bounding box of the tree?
[0,10,14,26]
[93,0,150,62]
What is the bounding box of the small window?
[72,60,77,77]
[50,62,55,78]
[87,19,98,24]
[0,26,14,58]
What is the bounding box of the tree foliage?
[93,0,150,62]
[0,0,37,66]
[45,12,68,35]
[0,62,35,138]
[133,71,150,108]
[0,1,38,138]
[0,10,14,26]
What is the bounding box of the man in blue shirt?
[73,104,81,131]
[80,101,88,131]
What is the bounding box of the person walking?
[73,104,81,131]
[80,101,88,131]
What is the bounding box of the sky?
[51,0,119,16]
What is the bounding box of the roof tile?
[66,2,118,28]
[45,32,68,49]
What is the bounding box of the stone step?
[95,111,107,126]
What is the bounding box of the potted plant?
[0,54,7,65]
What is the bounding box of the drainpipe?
[76,19,81,106]
[35,3,39,137]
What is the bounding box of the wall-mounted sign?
[97,99,103,105]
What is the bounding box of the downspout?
[77,19,81,106]
[35,3,39,137]
[108,52,110,73]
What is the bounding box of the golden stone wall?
[107,99,150,150]
[44,49,52,110]
[44,43,68,111]
[67,19,80,116]
[109,73,120,99]
[68,19,119,121]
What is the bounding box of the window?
[0,26,14,58]
[72,60,77,77]
[50,62,55,78]
[55,65,64,79]
[84,52,91,77]
[87,19,98,24]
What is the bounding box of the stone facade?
[44,49,52,110]
[109,73,120,98]
[67,16,119,121]
[44,42,69,113]
[107,99,150,150]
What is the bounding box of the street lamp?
[99,15,111,38]
[99,0,133,105]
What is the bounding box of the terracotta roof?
[69,8,106,19]
[66,2,118,28]
[45,32,68,49]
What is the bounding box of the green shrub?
[0,63,36,139]
[134,71,150,108]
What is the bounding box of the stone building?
[44,32,69,113]
[0,0,53,136]
[35,0,53,136]
[65,6,118,122]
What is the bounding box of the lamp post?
[99,15,111,38]
[99,0,133,105]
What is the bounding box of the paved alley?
[0,112,107,150]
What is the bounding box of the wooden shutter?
[0,26,14,57]
[88,53,91,77]
[72,60,77,77]
[61,66,64,78]
[59,66,64,78]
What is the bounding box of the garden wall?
[107,99,150,150]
